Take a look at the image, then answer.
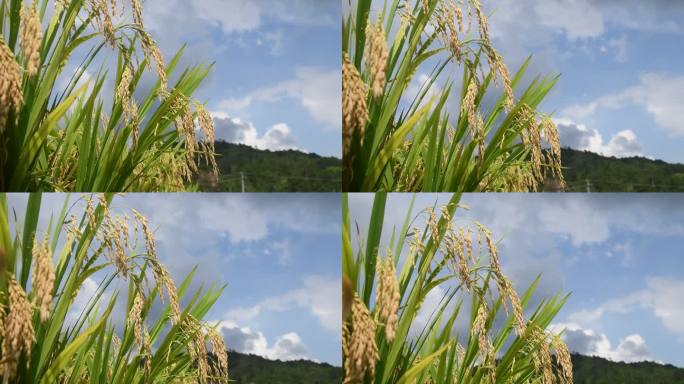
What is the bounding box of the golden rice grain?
[427,207,441,244]
[541,115,565,187]
[517,104,542,180]
[2,276,36,380]
[435,1,463,61]
[375,255,400,342]
[131,0,144,25]
[344,295,378,384]
[531,326,554,384]
[128,291,145,350]
[365,17,388,98]
[133,209,182,322]
[472,301,489,357]
[461,80,481,140]
[553,336,574,384]
[342,54,369,154]
[32,234,55,322]
[476,223,499,271]
[116,65,133,115]
[0,37,24,127]
[143,328,152,377]
[196,103,219,177]
[455,228,473,289]
[472,0,490,43]
[453,0,464,33]
[140,31,168,96]
[94,0,116,47]
[19,5,42,76]
[208,327,229,377]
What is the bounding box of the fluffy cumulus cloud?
[555,117,642,158]
[551,276,684,364]
[217,67,340,130]
[217,275,339,361]
[568,277,684,339]
[146,0,334,36]
[65,277,102,328]
[224,275,341,333]
[481,0,684,76]
[218,321,310,361]
[534,0,605,40]
[212,116,299,151]
[403,73,444,108]
[551,323,653,363]
[489,0,684,45]
[562,74,684,136]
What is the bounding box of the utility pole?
[240,172,245,193]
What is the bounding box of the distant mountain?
[224,350,342,384]
[545,148,684,192]
[572,353,684,383]
[220,351,684,383]
[197,141,341,192]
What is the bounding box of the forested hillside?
[224,351,342,384]
[553,148,684,192]
[197,141,341,192]
[572,353,684,383]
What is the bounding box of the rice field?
[342,193,573,383]
[343,0,565,192]
[0,194,228,383]
[1,0,217,191]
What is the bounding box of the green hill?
[224,351,342,384]
[197,141,341,192]
[572,353,684,384]
[552,148,684,192]
[219,351,684,383]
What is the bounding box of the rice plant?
[0,193,228,383]
[0,0,217,192]
[342,193,573,383]
[343,0,565,191]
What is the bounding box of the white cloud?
[562,73,684,135]
[536,196,612,245]
[212,115,300,151]
[258,30,285,56]
[534,0,605,40]
[225,275,341,333]
[146,0,334,35]
[217,321,311,361]
[217,67,340,130]
[606,36,628,62]
[412,286,448,334]
[193,0,262,33]
[480,0,684,77]
[567,277,684,340]
[551,322,653,363]
[264,239,292,266]
[403,73,444,108]
[65,277,98,327]
[555,117,643,158]
[604,241,636,267]
[120,195,340,268]
[177,194,269,243]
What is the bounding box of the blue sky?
[143,0,341,157]
[348,193,684,367]
[62,0,340,157]
[381,0,684,162]
[7,193,342,365]
[482,0,684,163]
[483,1,684,162]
